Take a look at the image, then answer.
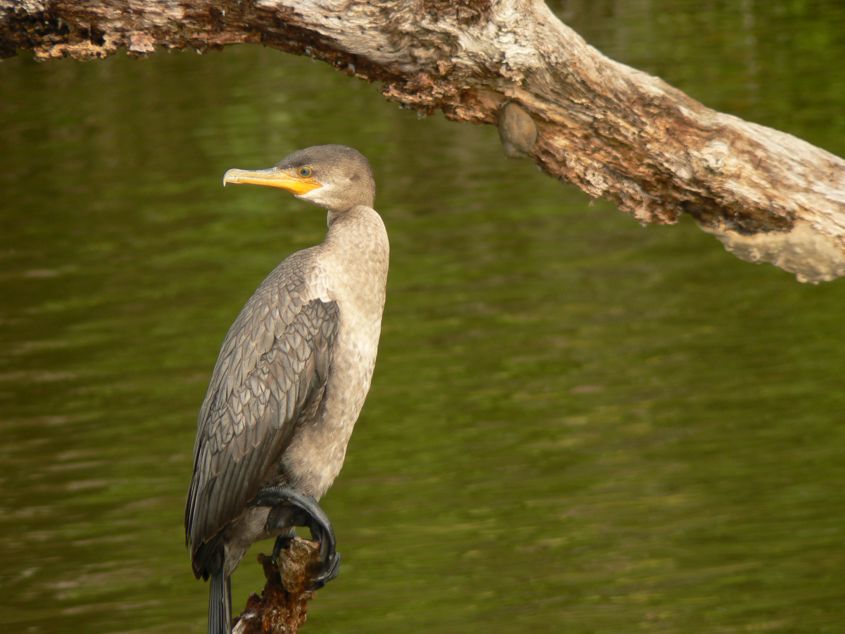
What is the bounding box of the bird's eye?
[297,166,312,178]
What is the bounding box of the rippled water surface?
[2,3,845,632]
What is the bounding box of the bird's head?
[223,144,375,213]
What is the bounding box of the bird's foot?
[254,486,341,590]
[271,529,295,563]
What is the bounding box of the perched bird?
[185,145,389,634]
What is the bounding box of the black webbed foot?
[253,486,341,589]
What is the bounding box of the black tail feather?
[208,570,232,634]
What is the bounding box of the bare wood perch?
[232,538,322,634]
[3,0,844,282]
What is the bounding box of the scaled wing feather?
[184,264,339,575]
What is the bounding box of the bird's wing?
[185,273,339,568]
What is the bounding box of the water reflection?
[2,3,845,632]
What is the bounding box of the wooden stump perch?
[233,538,322,634]
[2,0,845,283]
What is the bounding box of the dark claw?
[310,551,341,590]
[271,529,295,563]
[254,485,341,589]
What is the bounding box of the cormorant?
[185,145,389,634]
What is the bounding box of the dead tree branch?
[232,538,321,634]
[3,0,845,281]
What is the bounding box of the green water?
[2,3,845,632]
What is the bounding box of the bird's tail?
[208,570,232,634]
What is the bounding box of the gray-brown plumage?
[185,145,389,634]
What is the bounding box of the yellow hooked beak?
[222,167,321,196]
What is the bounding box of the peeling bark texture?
[3,0,845,281]
[232,539,321,634]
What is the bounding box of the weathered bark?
[3,0,845,281]
[232,539,322,634]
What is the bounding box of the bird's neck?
[324,204,381,237]
[326,209,342,228]
[326,200,373,228]
[319,205,389,316]
[322,205,388,265]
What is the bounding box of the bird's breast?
[279,251,386,499]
